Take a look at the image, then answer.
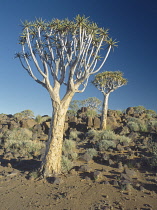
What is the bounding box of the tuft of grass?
[61,156,73,173]
[29,170,40,179]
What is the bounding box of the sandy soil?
[0,158,157,210]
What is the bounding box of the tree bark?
[40,96,73,177]
[100,93,110,130]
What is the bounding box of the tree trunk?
[100,93,110,130]
[40,97,73,177]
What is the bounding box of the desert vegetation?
[0,105,157,209]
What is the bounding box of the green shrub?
[138,122,148,132]
[86,148,98,158]
[150,120,157,132]
[66,110,76,117]
[116,110,122,116]
[61,156,73,173]
[149,154,157,169]
[35,115,50,124]
[100,130,118,141]
[5,139,44,157]
[62,139,76,154]
[86,129,98,139]
[86,109,98,118]
[127,117,140,123]
[133,106,146,114]
[3,128,33,141]
[127,121,139,132]
[69,130,80,140]
[62,139,78,161]
[147,140,157,154]
[3,128,44,157]
[98,140,116,151]
[119,135,131,144]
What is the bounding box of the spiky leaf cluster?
[92,71,127,94]
[16,15,116,95]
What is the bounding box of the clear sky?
[0,0,157,116]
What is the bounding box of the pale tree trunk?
[40,95,74,177]
[101,93,110,130]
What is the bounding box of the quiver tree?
[69,97,102,116]
[92,71,127,130]
[16,15,117,177]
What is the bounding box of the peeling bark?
[40,97,73,177]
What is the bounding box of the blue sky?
[0,0,157,116]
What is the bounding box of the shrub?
[98,140,116,151]
[35,115,50,124]
[100,130,118,141]
[116,110,122,116]
[62,139,78,161]
[3,128,32,142]
[86,129,98,139]
[61,156,73,173]
[138,122,148,132]
[3,128,44,157]
[86,148,98,158]
[63,139,76,153]
[86,109,98,118]
[127,122,139,132]
[133,106,146,114]
[66,110,76,117]
[149,154,157,169]
[119,135,131,144]
[5,139,44,157]
[147,140,157,154]
[150,120,157,132]
[69,130,80,140]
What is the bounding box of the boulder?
[107,117,119,129]
[93,117,100,129]
[8,120,19,130]
[87,116,93,128]
[42,121,50,134]
[20,119,36,129]
[126,107,135,116]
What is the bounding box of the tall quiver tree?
[16,15,117,177]
[92,71,127,130]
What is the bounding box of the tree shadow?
[0,157,41,172]
[143,183,157,193]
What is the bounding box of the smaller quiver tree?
[92,71,127,130]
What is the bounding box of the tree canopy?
[16,15,117,100]
[92,71,127,95]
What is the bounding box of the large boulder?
[20,119,37,129]
[87,116,93,128]
[42,121,50,134]
[8,120,19,130]
[93,117,100,129]
[107,116,120,129]
[126,107,135,116]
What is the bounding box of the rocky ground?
[0,138,157,210]
[0,106,157,209]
